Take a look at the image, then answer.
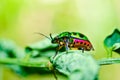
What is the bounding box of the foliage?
[104,29,120,57]
[0,28,120,80]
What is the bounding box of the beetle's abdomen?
[71,38,93,51]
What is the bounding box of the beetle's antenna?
[35,32,51,40]
[50,33,53,40]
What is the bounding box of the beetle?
[37,32,94,58]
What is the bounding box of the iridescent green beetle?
[37,32,94,57]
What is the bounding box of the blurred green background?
[0,0,120,80]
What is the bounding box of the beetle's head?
[50,33,59,44]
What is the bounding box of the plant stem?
[97,58,120,65]
[0,58,50,68]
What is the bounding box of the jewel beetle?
[37,32,94,58]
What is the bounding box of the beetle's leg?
[64,38,69,53]
[82,49,84,53]
[81,48,84,53]
[92,47,94,51]
[65,42,69,53]
[53,45,63,58]
[79,47,84,53]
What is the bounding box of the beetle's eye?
[51,38,58,43]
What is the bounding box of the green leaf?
[50,50,99,80]
[104,29,120,57]
[112,43,120,53]
[0,39,25,58]
[0,39,52,76]
[25,39,57,58]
